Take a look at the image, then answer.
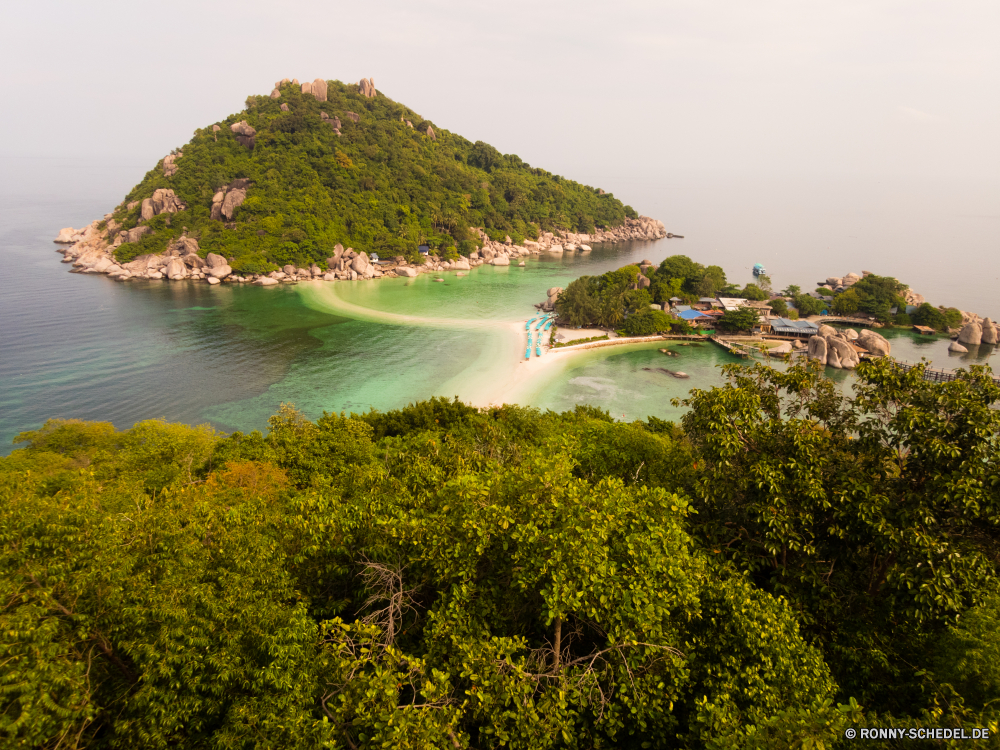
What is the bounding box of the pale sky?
[1,0,998,191]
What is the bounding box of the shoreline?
[53,216,672,287]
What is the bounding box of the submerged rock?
[949,341,969,353]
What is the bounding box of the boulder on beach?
[254,277,279,286]
[491,256,510,266]
[959,320,984,345]
[397,267,418,278]
[949,341,969,353]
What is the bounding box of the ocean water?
[1,157,996,453]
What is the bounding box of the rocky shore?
[54,216,672,286]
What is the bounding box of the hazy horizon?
[1,1,998,314]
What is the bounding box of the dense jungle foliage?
[110,80,637,272]
[3,359,999,748]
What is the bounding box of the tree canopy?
[110,80,638,271]
[3,359,1000,747]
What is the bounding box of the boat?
[753,263,767,276]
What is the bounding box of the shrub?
[623,308,672,336]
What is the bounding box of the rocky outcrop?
[212,124,221,132]
[857,329,891,357]
[121,226,152,244]
[807,335,828,363]
[827,337,860,369]
[163,153,180,177]
[270,88,280,99]
[958,320,983,345]
[426,126,436,141]
[982,318,998,345]
[345,111,360,123]
[211,179,250,221]
[230,120,256,148]
[141,189,186,221]
[359,78,376,98]
[311,78,327,101]
[54,227,83,243]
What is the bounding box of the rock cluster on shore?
[805,325,891,369]
[821,269,927,307]
[53,216,673,289]
[957,317,998,346]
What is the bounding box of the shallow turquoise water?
[2,158,996,453]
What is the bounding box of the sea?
[1,156,997,454]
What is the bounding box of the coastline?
[53,216,672,287]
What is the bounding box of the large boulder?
[269,88,280,99]
[949,341,969,353]
[140,189,186,221]
[253,277,279,286]
[844,328,859,340]
[207,264,232,279]
[211,181,248,221]
[165,257,187,280]
[359,78,376,98]
[54,227,80,243]
[301,81,313,96]
[397,267,418,278]
[122,226,152,244]
[857,329,891,356]
[491,256,510,266]
[351,252,370,274]
[426,126,437,141]
[982,318,998,345]
[163,153,179,177]
[311,78,327,101]
[205,252,228,269]
[453,257,471,271]
[806,335,828,363]
[818,324,837,338]
[958,320,984,345]
[230,120,256,148]
[827,337,860,369]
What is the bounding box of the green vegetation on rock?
[111,80,637,268]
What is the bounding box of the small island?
[542,254,995,372]
[53,76,672,285]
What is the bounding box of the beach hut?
[913,325,935,335]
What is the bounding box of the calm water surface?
[1,157,996,453]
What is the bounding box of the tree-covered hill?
[3,359,999,747]
[108,78,638,274]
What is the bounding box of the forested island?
[3,358,999,747]
[554,254,977,339]
[54,77,668,285]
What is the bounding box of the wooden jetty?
[894,360,1000,385]
[710,336,750,358]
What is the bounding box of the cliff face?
[55,76,668,287]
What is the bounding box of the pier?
[894,360,1000,385]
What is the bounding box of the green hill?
[108,78,638,275]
